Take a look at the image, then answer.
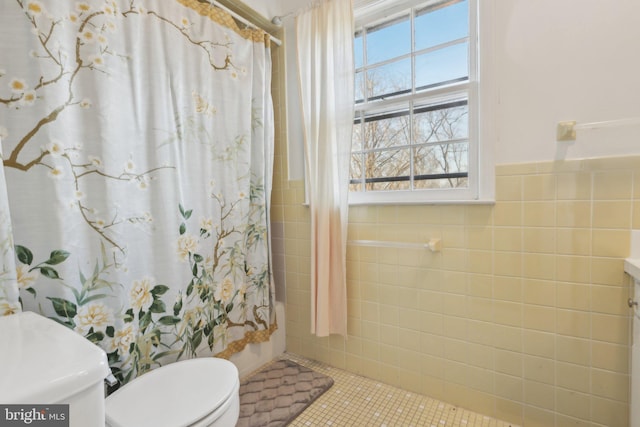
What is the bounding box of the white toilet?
[0,311,240,427]
[105,357,240,427]
[0,311,110,427]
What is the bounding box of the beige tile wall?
[269,49,636,427]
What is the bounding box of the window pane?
[365,149,411,191]
[355,71,365,103]
[350,153,363,191]
[354,31,364,69]
[415,0,468,51]
[367,58,411,100]
[366,15,410,65]
[352,117,363,151]
[414,176,468,189]
[371,179,410,191]
[413,101,468,144]
[364,109,411,150]
[415,42,468,90]
[413,142,468,189]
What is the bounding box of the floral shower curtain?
[0,0,275,385]
[0,141,19,316]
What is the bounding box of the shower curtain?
[0,0,275,385]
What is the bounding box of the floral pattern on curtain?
[0,0,275,385]
[0,144,20,316]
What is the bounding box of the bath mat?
[237,359,334,427]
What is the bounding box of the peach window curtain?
[296,0,355,337]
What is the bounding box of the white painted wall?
[493,0,640,164]
[239,1,277,21]
[242,0,305,21]
[246,0,640,165]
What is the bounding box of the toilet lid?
[105,358,239,427]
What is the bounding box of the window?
[351,0,482,204]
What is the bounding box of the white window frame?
[350,0,493,205]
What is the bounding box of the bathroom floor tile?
[284,353,519,427]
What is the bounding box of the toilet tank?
[0,311,110,427]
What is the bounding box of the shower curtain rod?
[205,0,282,46]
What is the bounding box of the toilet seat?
[105,358,239,427]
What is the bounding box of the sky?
[354,0,469,101]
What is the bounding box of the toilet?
[0,311,110,427]
[105,357,240,427]
[0,311,240,427]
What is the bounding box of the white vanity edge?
[625,258,640,281]
[625,230,640,280]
